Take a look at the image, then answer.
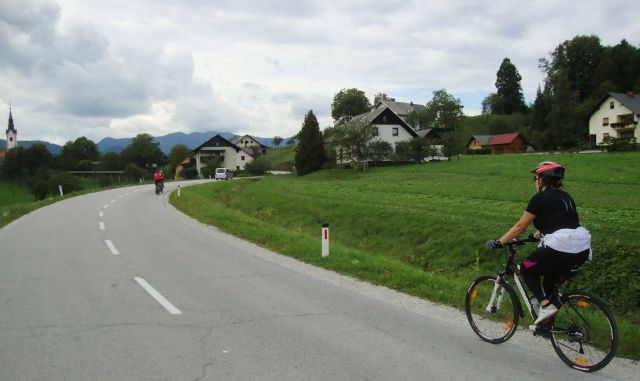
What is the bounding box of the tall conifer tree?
[294,110,326,176]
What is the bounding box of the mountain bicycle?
[155,181,164,195]
[464,238,618,372]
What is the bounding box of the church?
[0,108,18,158]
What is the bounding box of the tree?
[373,92,391,104]
[120,133,165,169]
[495,58,527,114]
[245,156,271,176]
[167,144,191,177]
[294,110,326,176]
[329,118,374,162]
[331,88,371,122]
[272,136,283,148]
[424,89,464,131]
[481,93,505,115]
[1,147,26,179]
[59,137,99,170]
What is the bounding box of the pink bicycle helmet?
[531,161,565,179]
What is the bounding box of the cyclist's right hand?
[486,239,503,249]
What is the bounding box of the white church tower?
[6,107,17,150]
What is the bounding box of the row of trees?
[480,36,640,150]
[1,133,195,199]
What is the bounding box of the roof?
[416,128,440,140]
[231,134,268,148]
[194,134,241,152]
[589,92,640,118]
[351,103,419,137]
[376,99,426,118]
[489,133,522,145]
[468,135,494,146]
[609,92,640,114]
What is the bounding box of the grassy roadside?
[169,152,640,360]
[0,178,152,228]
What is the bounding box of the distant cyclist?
[486,161,591,326]
[153,170,164,194]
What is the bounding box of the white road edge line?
[104,239,120,255]
[110,199,116,204]
[103,204,109,209]
[99,222,105,230]
[134,277,183,315]
[99,211,104,217]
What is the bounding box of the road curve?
[0,180,637,380]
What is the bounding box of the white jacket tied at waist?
[541,227,592,259]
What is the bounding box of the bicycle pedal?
[530,324,552,339]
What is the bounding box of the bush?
[182,167,198,179]
[26,170,83,200]
[201,165,217,179]
[245,157,272,176]
[123,163,146,182]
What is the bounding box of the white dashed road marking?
[104,240,120,255]
[99,222,105,230]
[134,277,182,315]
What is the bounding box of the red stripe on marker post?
[322,223,329,258]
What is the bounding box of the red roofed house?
[489,133,526,154]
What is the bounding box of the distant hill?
[2,132,293,155]
[0,139,62,154]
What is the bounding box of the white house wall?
[372,124,415,150]
[589,96,639,144]
[235,150,254,170]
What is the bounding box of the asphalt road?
[0,180,637,380]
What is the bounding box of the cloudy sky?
[1,0,639,145]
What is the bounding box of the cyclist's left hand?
[486,239,503,249]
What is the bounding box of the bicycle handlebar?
[504,237,539,247]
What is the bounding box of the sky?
[1,0,639,145]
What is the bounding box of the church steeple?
[6,107,18,150]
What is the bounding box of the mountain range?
[1,131,288,155]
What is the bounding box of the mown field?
[171,152,640,359]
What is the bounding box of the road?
[0,180,637,380]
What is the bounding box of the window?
[241,156,245,161]
[382,116,387,123]
[602,117,609,126]
[603,133,609,139]
[9,137,13,142]
[371,127,379,136]
[392,128,399,136]
[609,101,614,109]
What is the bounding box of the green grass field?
[170,152,640,360]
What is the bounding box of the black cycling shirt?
[526,187,580,235]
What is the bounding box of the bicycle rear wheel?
[465,275,520,344]
[550,292,618,372]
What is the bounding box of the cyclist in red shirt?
[153,170,164,193]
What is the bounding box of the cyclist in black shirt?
[487,161,591,326]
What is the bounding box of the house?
[231,134,269,154]
[488,133,526,154]
[349,99,421,152]
[193,134,254,176]
[466,135,494,151]
[588,92,639,146]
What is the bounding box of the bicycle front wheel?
[550,292,618,372]
[465,275,520,344]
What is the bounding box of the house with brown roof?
[466,135,494,151]
[489,133,526,154]
[193,134,255,176]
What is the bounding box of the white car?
[214,168,232,180]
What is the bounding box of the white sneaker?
[533,304,558,325]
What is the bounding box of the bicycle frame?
[489,239,540,320]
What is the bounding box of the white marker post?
[177,185,181,197]
[58,185,64,197]
[322,223,329,258]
